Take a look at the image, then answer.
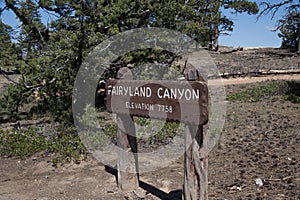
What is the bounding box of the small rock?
[255,178,263,187]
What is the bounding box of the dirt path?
[209,74,300,85]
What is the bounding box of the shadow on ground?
[105,165,182,200]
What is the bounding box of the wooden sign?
[106,79,208,125]
[103,68,209,200]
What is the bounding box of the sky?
[219,9,283,48]
[0,0,285,48]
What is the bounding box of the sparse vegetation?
[134,117,183,145]
[283,93,300,103]
[147,121,183,145]
[1,79,299,164]
[0,127,87,166]
[226,80,300,103]
[0,0,299,198]
[283,81,300,103]
[0,128,48,159]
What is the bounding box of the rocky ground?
[209,88,300,199]
[0,48,300,200]
[1,81,299,200]
[211,47,299,74]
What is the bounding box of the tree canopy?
[259,0,300,52]
[0,0,258,123]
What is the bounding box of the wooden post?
[183,125,208,200]
[116,114,139,190]
[106,67,209,196]
[116,67,139,191]
[183,69,208,200]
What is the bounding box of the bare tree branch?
[258,0,300,31]
[0,6,7,14]
[258,0,294,20]
[4,0,49,46]
[0,67,57,91]
[0,68,20,85]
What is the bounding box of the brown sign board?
[105,79,208,125]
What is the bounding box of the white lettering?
[178,89,184,99]
[111,86,117,95]
[170,88,177,99]
[157,88,163,98]
[108,84,200,101]
[118,86,123,95]
[140,87,145,97]
[193,89,199,100]
[123,86,129,95]
[129,87,134,96]
[163,89,170,99]
[125,102,154,111]
[185,89,192,100]
[134,87,140,96]
[146,87,152,97]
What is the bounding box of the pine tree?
[0,0,259,123]
[259,0,300,52]
[278,13,300,52]
[0,21,21,72]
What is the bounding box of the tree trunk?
[297,22,300,53]
[214,24,219,51]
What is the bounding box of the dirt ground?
[1,48,300,199]
[210,74,300,86]
[1,79,300,200]
[211,47,299,73]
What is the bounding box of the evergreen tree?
[259,0,300,52]
[0,21,21,72]
[278,13,299,52]
[0,0,259,123]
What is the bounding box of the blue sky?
[219,9,283,48]
[0,0,285,48]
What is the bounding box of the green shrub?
[283,94,300,103]
[147,121,183,145]
[283,81,300,103]
[0,128,47,159]
[227,80,300,104]
[48,131,87,166]
[226,81,288,102]
[0,126,88,165]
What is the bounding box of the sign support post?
[116,68,139,191]
[106,67,209,199]
[183,124,208,200]
[183,70,208,200]
[116,113,139,190]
